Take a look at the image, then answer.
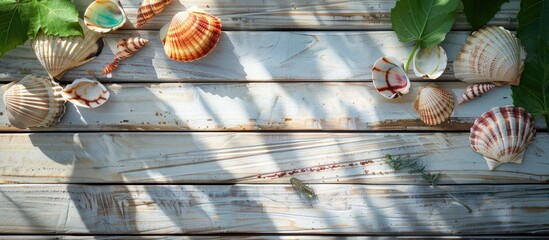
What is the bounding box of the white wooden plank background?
[0,132,547,184]
[0,184,547,234]
[0,82,529,131]
[73,0,519,30]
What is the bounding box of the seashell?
[470,106,536,170]
[102,37,149,74]
[2,75,66,129]
[454,26,527,86]
[412,84,454,126]
[412,45,447,79]
[372,56,411,99]
[84,0,127,33]
[137,0,173,27]
[62,77,110,109]
[160,6,222,62]
[32,20,104,80]
[458,83,497,104]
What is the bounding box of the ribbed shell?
[102,37,149,74]
[136,0,173,27]
[2,75,66,129]
[458,83,497,104]
[412,45,447,79]
[84,0,127,33]
[62,78,110,108]
[453,26,526,86]
[470,106,536,170]
[371,56,411,99]
[160,6,222,62]
[412,84,454,126]
[32,20,104,80]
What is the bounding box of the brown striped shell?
[371,56,411,99]
[453,26,526,86]
[412,84,454,126]
[159,6,222,62]
[136,0,173,27]
[470,106,536,170]
[62,78,110,109]
[458,83,497,104]
[2,75,66,129]
[102,37,149,74]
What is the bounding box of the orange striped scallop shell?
[160,6,222,62]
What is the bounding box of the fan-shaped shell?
[160,6,222,62]
[458,83,497,104]
[412,45,447,79]
[32,20,104,80]
[454,26,526,86]
[84,0,127,33]
[2,75,66,129]
[372,56,411,99]
[102,37,149,74]
[470,106,536,170]
[62,78,110,108]
[137,0,173,27]
[412,84,454,126]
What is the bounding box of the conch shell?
[372,56,411,99]
[102,37,149,74]
[84,0,127,33]
[458,83,497,104]
[412,45,447,79]
[137,0,173,27]
[470,106,536,170]
[2,75,66,129]
[160,6,222,62]
[412,84,454,126]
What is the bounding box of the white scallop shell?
[2,75,66,129]
[32,19,104,80]
[412,45,447,79]
[372,56,411,99]
[84,0,127,33]
[62,78,110,108]
[412,84,454,126]
[470,106,536,170]
[453,26,527,86]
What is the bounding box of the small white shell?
[372,56,411,99]
[412,84,454,126]
[412,45,447,79]
[62,78,110,108]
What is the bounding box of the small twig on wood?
[290,177,316,199]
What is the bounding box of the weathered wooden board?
[0,184,547,234]
[0,82,526,131]
[1,132,548,184]
[0,236,541,239]
[74,0,519,30]
[0,31,471,82]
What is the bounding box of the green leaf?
[35,0,82,37]
[391,0,459,49]
[0,0,29,57]
[462,0,509,30]
[512,40,549,125]
[517,0,549,61]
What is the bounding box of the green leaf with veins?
[0,0,29,58]
[517,0,549,61]
[462,0,509,30]
[36,0,82,37]
[391,0,459,71]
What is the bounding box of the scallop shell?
[458,83,497,104]
[84,0,127,33]
[470,106,536,170]
[62,78,110,108]
[137,0,173,27]
[412,84,454,126]
[32,20,104,80]
[454,26,527,86]
[102,37,149,74]
[372,56,411,99]
[160,6,222,62]
[412,45,447,79]
[2,75,66,129]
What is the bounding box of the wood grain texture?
[0,31,470,82]
[74,0,519,30]
[0,132,548,184]
[0,184,548,234]
[0,82,525,131]
[0,236,542,239]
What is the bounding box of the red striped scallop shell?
[160,6,222,62]
[470,106,536,170]
[412,84,454,126]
